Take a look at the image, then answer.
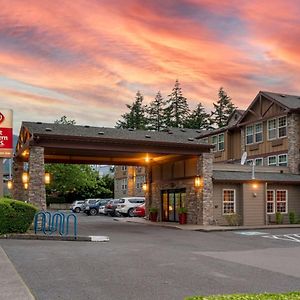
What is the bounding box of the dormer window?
[212,133,224,152]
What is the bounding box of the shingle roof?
[213,170,300,183]
[22,122,211,146]
[262,91,300,110]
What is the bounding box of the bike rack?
[34,211,78,238]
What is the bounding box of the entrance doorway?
[162,189,186,222]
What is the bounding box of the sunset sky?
[1,0,300,133]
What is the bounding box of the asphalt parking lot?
[1,214,300,300]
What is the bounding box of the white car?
[70,200,85,213]
[116,197,145,217]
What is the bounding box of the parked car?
[116,197,145,217]
[82,199,99,211]
[133,203,145,217]
[84,199,111,216]
[104,199,121,216]
[70,200,85,213]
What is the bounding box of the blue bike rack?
[34,211,77,238]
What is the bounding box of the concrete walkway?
[115,217,300,231]
[0,246,34,300]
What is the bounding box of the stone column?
[28,146,46,210]
[287,113,300,174]
[12,158,25,201]
[240,128,246,154]
[196,152,214,225]
[144,165,152,219]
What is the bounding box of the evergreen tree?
[210,87,237,128]
[55,116,76,125]
[146,91,166,131]
[116,91,147,130]
[185,102,210,129]
[164,80,190,128]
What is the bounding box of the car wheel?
[128,208,134,217]
[90,208,98,216]
[75,207,81,213]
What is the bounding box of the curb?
[0,234,109,242]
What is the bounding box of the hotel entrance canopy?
[15,122,213,165]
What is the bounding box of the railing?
[34,211,77,238]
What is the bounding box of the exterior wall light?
[22,172,29,184]
[194,176,203,188]
[142,183,148,191]
[7,180,13,190]
[145,155,150,163]
[252,182,258,189]
[24,183,28,190]
[44,172,51,185]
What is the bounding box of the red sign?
[0,109,13,158]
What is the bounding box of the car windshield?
[119,199,125,204]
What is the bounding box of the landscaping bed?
[185,292,300,300]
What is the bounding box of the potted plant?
[149,207,158,222]
[178,207,187,224]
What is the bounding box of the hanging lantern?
[142,183,148,191]
[22,172,29,184]
[44,172,51,184]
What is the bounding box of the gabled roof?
[261,91,300,110]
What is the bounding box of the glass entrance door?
[162,189,186,222]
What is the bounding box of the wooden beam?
[262,101,274,117]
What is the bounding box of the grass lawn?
[185,292,300,300]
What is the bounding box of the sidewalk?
[0,247,35,300]
[115,217,300,231]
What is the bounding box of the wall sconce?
[194,176,203,188]
[142,183,148,191]
[24,183,28,190]
[44,172,51,185]
[7,180,13,190]
[21,149,29,157]
[22,172,29,184]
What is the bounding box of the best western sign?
[0,109,13,158]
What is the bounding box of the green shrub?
[185,291,300,300]
[0,198,38,234]
[46,196,66,206]
[275,212,283,224]
[289,211,296,224]
[149,207,158,213]
[178,207,187,214]
[225,213,240,226]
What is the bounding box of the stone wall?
[28,146,46,210]
[288,113,300,174]
[12,159,25,201]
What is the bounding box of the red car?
[133,203,145,217]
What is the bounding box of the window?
[246,123,263,145]
[268,154,288,166]
[276,190,287,213]
[212,135,218,152]
[267,190,275,214]
[255,158,263,166]
[278,116,287,138]
[136,176,145,189]
[121,178,127,190]
[255,123,263,143]
[200,137,209,144]
[246,125,254,145]
[121,166,127,171]
[223,189,235,214]
[278,154,288,166]
[268,119,277,140]
[246,159,253,166]
[212,133,224,151]
[268,156,277,166]
[218,133,224,151]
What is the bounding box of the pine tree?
[116,91,147,130]
[184,102,210,129]
[146,91,166,131]
[164,80,190,128]
[210,87,237,128]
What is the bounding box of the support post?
[28,146,46,210]
[12,158,25,201]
